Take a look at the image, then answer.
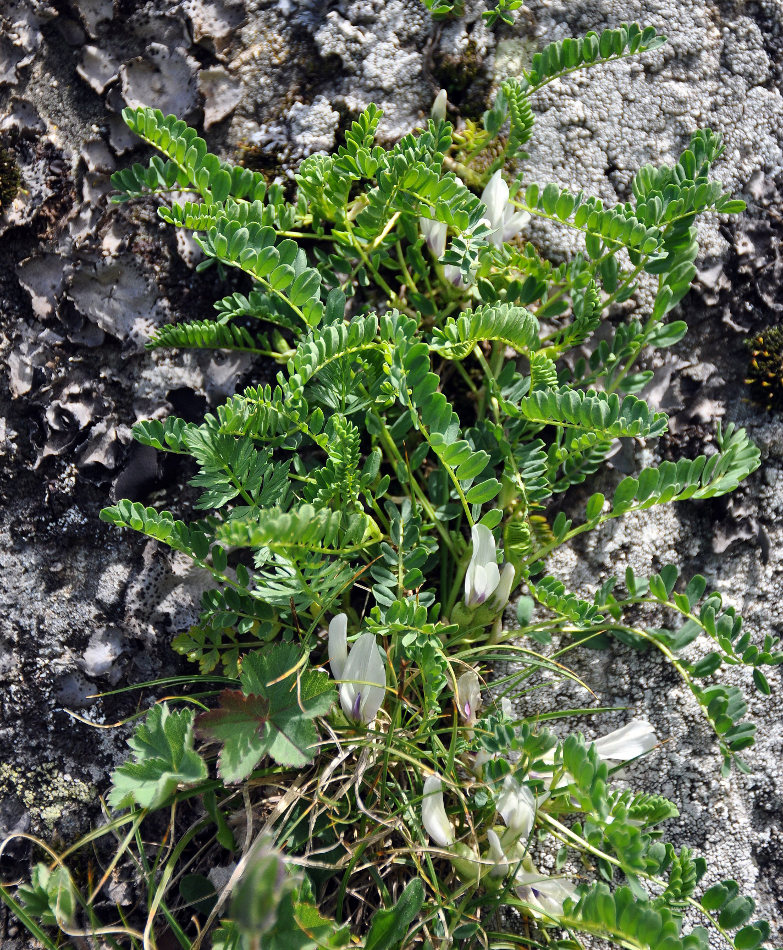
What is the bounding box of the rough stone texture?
[0,0,781,946]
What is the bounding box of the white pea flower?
[496,774,536,840]
[422,774,454,847]
[486,829,508,879]
[329,619,386,725]
[443,262,467,286]
[480,170,530,247]
[514,866,576,918]
[456,670,482,724]
[536,718,658,792]
[431,88,448,121]
[420,216,448,259]
[592,719,657,767]
[464,525,515,609]
[464,524,501,606]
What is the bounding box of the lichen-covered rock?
[198,65,243,126]
[514,0,783,261]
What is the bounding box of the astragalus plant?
[4,21,779,950]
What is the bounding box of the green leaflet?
[217,505,377,555]
[520,180,664,262]
[528,574,605,628]
[196,219,324,327]
[387,321,501,515]
[148,319,273,354]
[569,883,709,950]
[606,424,760,516]
[537,25,666,83]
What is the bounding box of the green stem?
[343,218,402,307]
[373,413,459,559]
[443,551,471,619]
[395,240,419,294]
[472,344,502,424]
[452,359,479,396]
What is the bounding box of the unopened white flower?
[480,170,530,247]
[328,613,348,680]
[337,632,386,725]
[464,524,501,606]
[422,774,454,847]
[491,561,515,611]
[486,829,508,879]
[456,670,482,724]
[431,89,448,121]
[497,774,536,840]
[593,719,657,766]
[515,866,576,918]
[419,216,447,259]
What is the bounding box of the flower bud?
[328,613,348,681]
[486,828,509,879]
[431,89,448,122]
[497,774,536,841]
[481,170,509,235]
[491,562,516,611]
[420,216,447,258]
[422,774,454,847]
[456,670,482,724]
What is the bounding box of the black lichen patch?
[0,148,21,211]
[432,38,492,117]
[745,323,783,411]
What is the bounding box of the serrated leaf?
[109,705,208,810]
[196,645,336,780]
[196,690,274,783]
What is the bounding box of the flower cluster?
[422,662,658,918]
[419,94,530,286]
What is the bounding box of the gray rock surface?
[0,0,781,945]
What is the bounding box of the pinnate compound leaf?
[109,704,208,810]
[197,644,336,781]
[430,302,539,360]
